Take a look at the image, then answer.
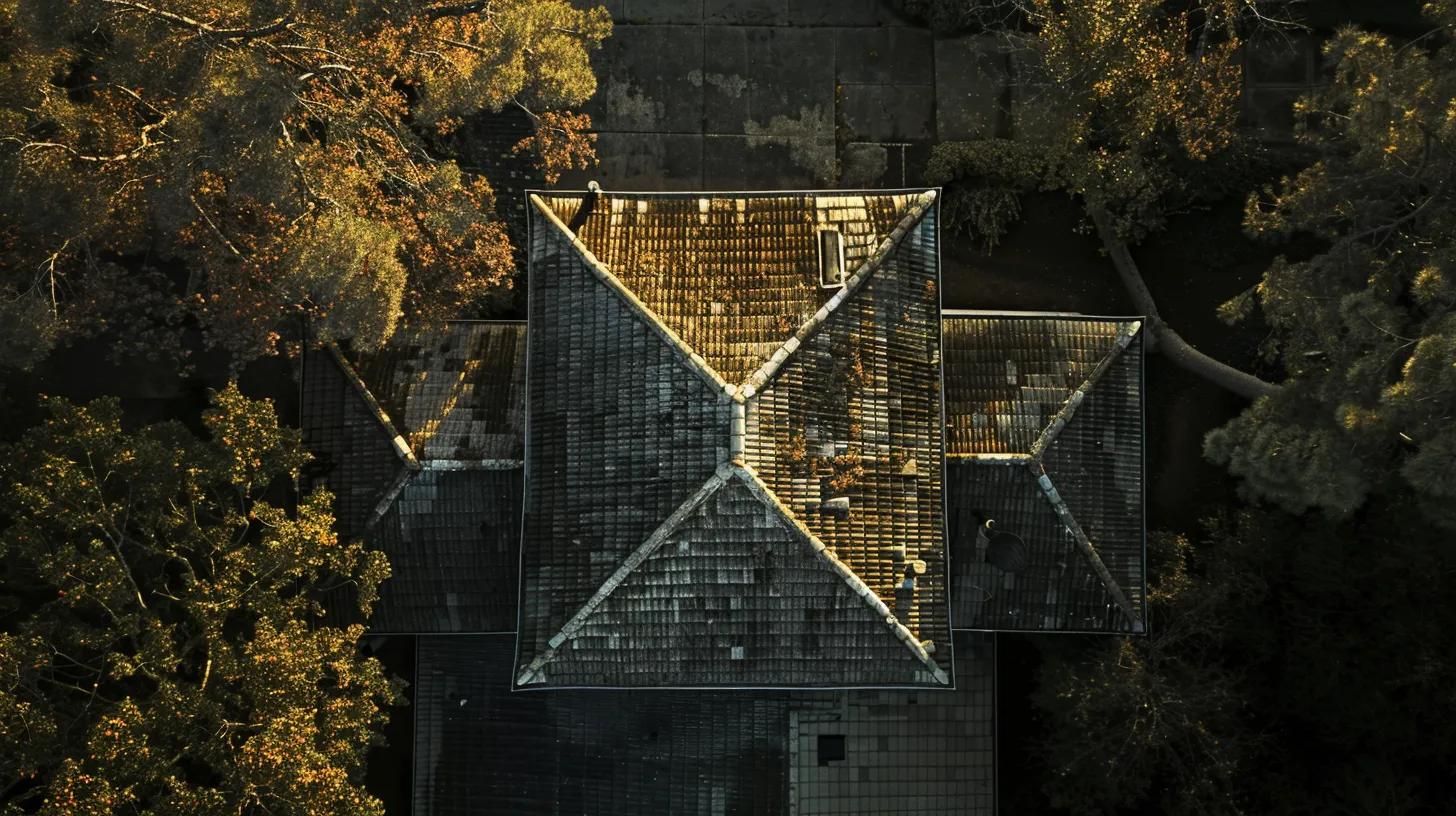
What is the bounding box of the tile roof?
[516,190,950,687]
[537,192,919,385]
[941,314,1145,632]
[302,312,1147,638]
[365,467,521,633]
[351,322,527,463]
[300,344,415,540]
[302,323,526,633]
[413,632,995,816]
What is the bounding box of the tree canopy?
[924,0,1280,400]
[1034,497,1456,815]
[1207,1,1456,528]
[0,0,611,368]
[0,385,396,815]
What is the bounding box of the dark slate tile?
[516,221,730,665]
[415,633,995,815]
[300,347,409,541]
[745,211,953,651]
[367,468,523,634]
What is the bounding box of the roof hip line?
[737,189,938,399]
[734,463,951,685]
[323,342,421,470]
[528,193,737,403]
[1028,462,1144,631]
[515,466,732,686]
[1027,320,1142,461]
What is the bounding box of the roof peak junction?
[515,188,951,688]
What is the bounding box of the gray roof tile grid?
[517,221,731,663]
[541,477,940,686]
[540,192,914,385]
[414,633,994,816]
[300,346,410,540]
[947,464,1123,631]
[367,468,522,633]
[744,211,949,651]
[942,317,1125,454]
[1041,335,1145,620]
[790,635,995,816]
[352,322,527,462]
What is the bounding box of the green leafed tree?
[1207,2,1456,528]
[0,0,611,368]
[0,385,396,815]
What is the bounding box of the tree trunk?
[1088,207,1279,402]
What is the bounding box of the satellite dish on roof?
[983,520,1028,573]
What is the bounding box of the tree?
[0,385,396,814]
[1206,2,1456,527]
[925,0,1281,400]
[1034,500,1456,814]
[0,0,611,367]
[1034,529,1255,816]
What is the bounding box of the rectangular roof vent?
[817,228,846,288]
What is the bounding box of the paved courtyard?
[561,0,1011,190]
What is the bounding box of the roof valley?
[738,190,937,398]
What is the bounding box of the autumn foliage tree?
[1207,1,1456,528]
[0,0,611,368]
[925,0,1280,399]
[0,385,395,814]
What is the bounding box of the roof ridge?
[733,464,951,685]
[528,193,738,404]
[323,342,422,471]
[515,466,732,686]
[1027,462,1144,631]
[1027,320,1142,460]
[737,189,938,399]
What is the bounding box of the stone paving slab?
[583,25,703,133]
[558,132,705,190]
[701,26,836,134]
[786,0,911,26]
[617,0,702,24]
[935,35,1012,140]
[842,84,935,141]
[557,2,984,192]
[703,134,820,188]
[705,0,782,25]
[835,26,934,85]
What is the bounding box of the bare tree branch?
[101,0,293,41]
[1090,207,1280,401]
